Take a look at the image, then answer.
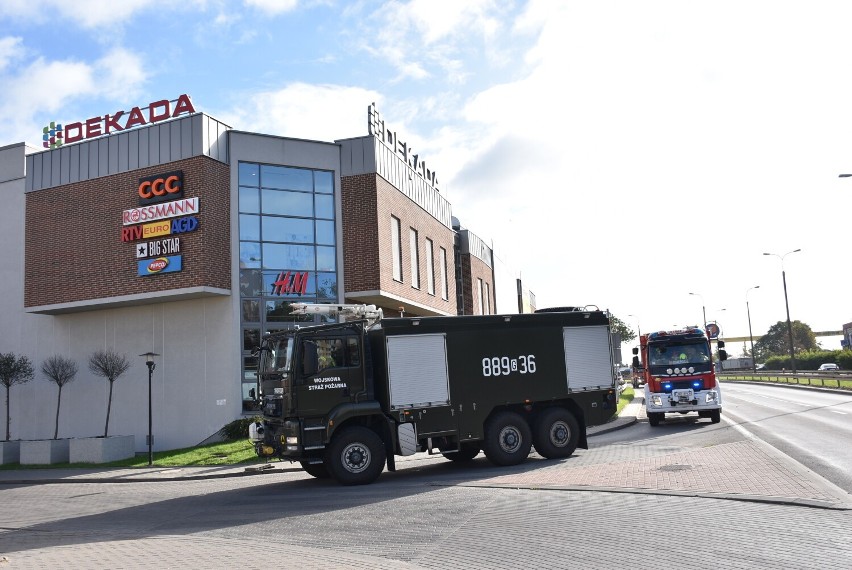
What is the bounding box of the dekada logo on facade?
[42,94,195,148]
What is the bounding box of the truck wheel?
[532,407,580,459]
[648,412,662,427]
[710,409,721,424]
[482,411,532,467]
[324,426,386,486]
[300,461,330,479]
[441,442,480,462]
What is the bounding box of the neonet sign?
[63,94,195,144]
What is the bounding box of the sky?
[1,0,850,355]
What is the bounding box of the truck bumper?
[644,387,722,413]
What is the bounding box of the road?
[1,386,851,569]
[719,382,852,492]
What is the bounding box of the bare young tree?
[0,352,35,441]
[41,355,79,440]
[88,350,131,437]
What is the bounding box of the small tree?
[88,349,131,437]
[41,355,79,440]
[0,352,35,441]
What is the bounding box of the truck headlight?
[705,391,718,403]
[286,436,298,444]
[651,396,663,407]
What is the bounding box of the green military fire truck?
[249,304,618,485]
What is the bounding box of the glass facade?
[239,162,337,411]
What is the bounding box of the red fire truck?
[631,327,726,426]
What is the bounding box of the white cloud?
[0,46,149,146]
[213,82,382,142]
[243,0,299,15]
[0,0,209,28]
[0,37,24,72]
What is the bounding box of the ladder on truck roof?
[290,303,384,328]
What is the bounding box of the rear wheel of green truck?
[324,426,386,486]
[300,461,330,479]
[532,407,579,459]
[648,412,663,427]
[710,409,721,424]
[482,411,532,467]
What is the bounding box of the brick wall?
[459,253,495,315]
[25,155,230,307]
[341,173,457,316]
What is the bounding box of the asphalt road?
[720,382,852,492]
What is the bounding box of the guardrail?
[718,371,852,390]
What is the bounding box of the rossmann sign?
[44,94,195,148]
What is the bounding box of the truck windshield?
[649,342,710,366]
[263,336,294,373]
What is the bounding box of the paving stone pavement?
[2,394,851,569]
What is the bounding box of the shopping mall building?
[0,95,535,450]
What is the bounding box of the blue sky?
[2,0,851,352]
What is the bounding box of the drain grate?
[659,464,693,471]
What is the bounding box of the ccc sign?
[138,170,184,206]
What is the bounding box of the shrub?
[218,416,262,441]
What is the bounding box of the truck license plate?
[673,389,693,402]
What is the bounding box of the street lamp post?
[627,313,642,339]
[140,352,159,466]
[689,292,706,328]
[763,250,801,373]
[746,285,760,373]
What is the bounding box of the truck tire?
[324,426,386,485]
[482,411,533,467]
[710,409,721,424]
[532,407,579,459]
[441,442,480,462]
[648,412,662,427]
[300,461,330,479]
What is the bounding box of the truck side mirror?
[632,355,640,367]
[632,347,638,355]
[248,388,256,400]
[717,340,726,349]
[718,349,728,361]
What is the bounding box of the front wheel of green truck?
[324,426,387,485]
[482,411,533,467]
[648,412,663,427]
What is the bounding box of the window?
[477,278,484,315]
[439,247,448,300]
[410,228,420,289]
[301,337,360,376]
[391,216,402,282]
[425,238,435,295]
[238,160,338,411]
[485,282,491,314]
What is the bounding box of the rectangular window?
[409,228,420,289]
[485,282,491,314]
[391,216,402,282]
[477,278,484,315]
[425,238,435,295]
[439,247,448,300]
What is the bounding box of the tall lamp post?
[140,352,159,466]
[763,249,801,373]
[689,292,706,329]
[746,285,760,372]
[627,313,642,340]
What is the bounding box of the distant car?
[818,363,840,371]
[755,363,765,371]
